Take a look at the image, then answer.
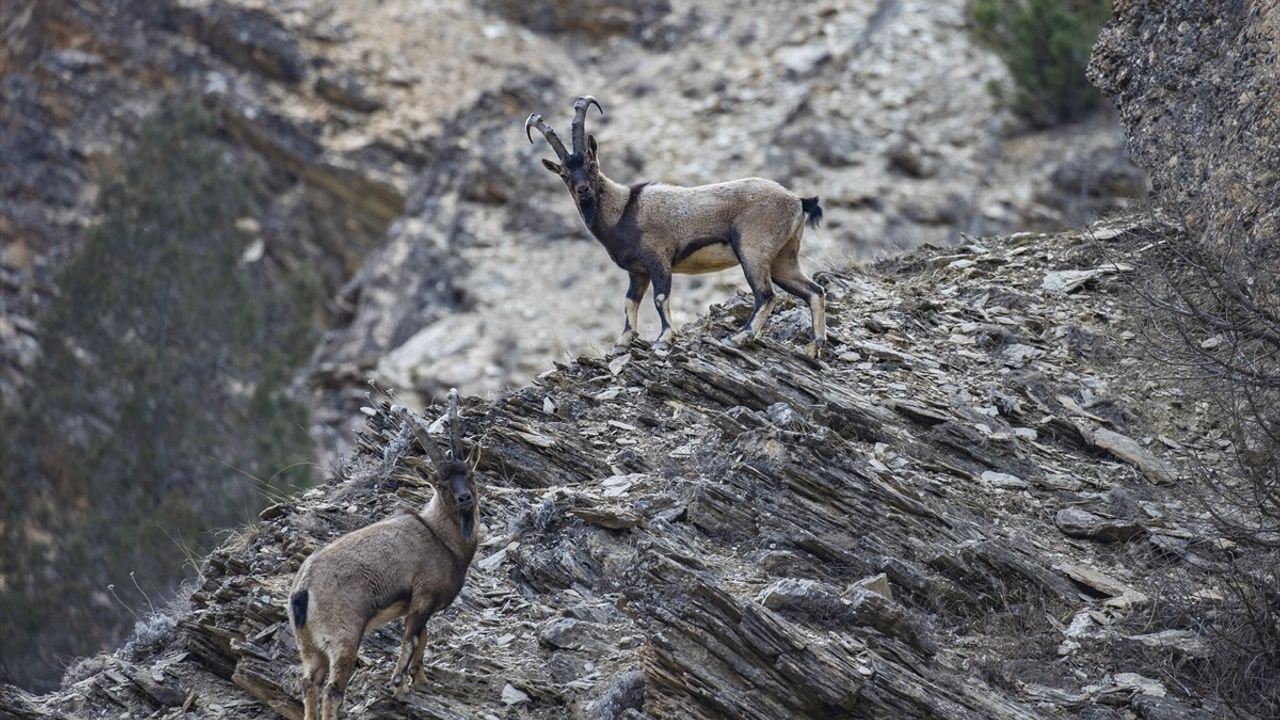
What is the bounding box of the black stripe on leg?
[774,278,813,302]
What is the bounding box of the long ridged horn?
[392,404,446,470]
[525,113,569,161]
[446,388,461,462]
[571,95,604,157]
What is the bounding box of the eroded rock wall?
[1089,0,1280,240]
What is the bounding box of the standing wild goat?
[288,390,477,720]
[526,95,827,357]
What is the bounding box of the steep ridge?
[1,217,1229,719]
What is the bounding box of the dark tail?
[800,196,823,229]
[290,589,309,629]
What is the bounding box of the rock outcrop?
[1089,0,1279,240]
[0,219,1232,718]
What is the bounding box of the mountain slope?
[1,217,1228,719]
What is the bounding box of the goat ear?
[541,158,563,175]
[587,134,598,162]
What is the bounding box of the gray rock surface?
[1090,0,1279,242]
[0,221,1232,718]
[1,0,1142,440]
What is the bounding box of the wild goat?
[525,95,827,357]
[288,390,477,720]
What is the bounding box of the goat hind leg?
[300,645,328,720]
[321,643,357,720]
[772,251,826,358]
[729,258,775,345]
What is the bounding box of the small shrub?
[969,0,1111,127]
[120,613,178,662]
[1130,179,1280,715]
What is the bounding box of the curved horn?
[525,112,569,161]
[392,404,446,470]
[446,388,461,462]
[571,95,604,156]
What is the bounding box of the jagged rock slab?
[1055,508,1146,543]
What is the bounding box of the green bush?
[970,0,1111,127]
[0,94,320,689]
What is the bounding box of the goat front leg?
[408,622,431,688]
[613,271,650,353]
[649,265,675,352]
[390,599,434,697]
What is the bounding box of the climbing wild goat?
[526,95,827,357]
[288,390,477,720]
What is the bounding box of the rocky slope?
[0,218,1234,719]
[1,0,1141,452]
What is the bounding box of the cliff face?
[1089,0,1279,240]
[0,219,1233,719]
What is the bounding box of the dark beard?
[460,508,475,541]
[578,198,596,226]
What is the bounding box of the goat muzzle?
[457,493,474,512]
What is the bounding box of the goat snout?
[456,491,474,510]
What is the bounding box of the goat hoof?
[391,671,416,698]
[804,341,824,360]
[652,341,672,357]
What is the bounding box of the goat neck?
[420,488,478,563]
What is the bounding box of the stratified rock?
[887,133,941,179]
[1047,146,1146,200]
[1,221,1226,718]
[184,2,309,83]
[477,0,673,45]
[1054,508,1145,542]
[1122,630,1211,660]
[1090,427,1176,485]
[315,73,383,113]
[501,683,531,705]
[583,669,645,720]
[758,577,845,615]
[1090,2,1279,242]
[1041,263,1133,294]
